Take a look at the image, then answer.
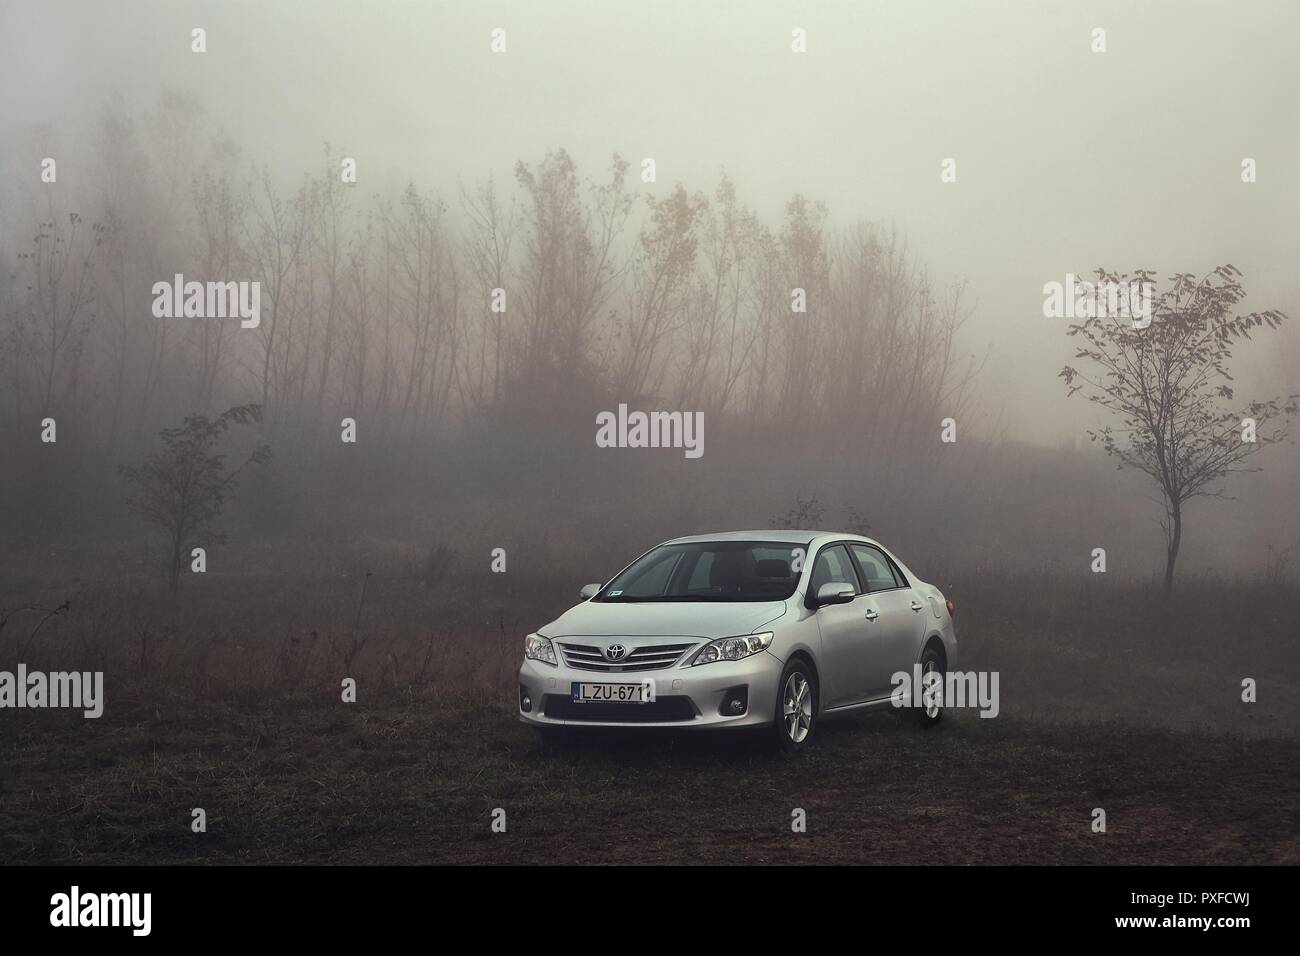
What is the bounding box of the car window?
[599,541,807,602]
[686,551,714,590]
[810,544,860,596]
[850,544,904,592]
[610,549,682,598]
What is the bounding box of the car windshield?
[596,541,808,602]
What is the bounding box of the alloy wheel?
[783,671,813,743]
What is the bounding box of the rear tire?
[912,645,944,729]
[774,659,817,751]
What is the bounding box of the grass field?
[1,562,1296,864]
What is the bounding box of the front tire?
[774,659,817,751]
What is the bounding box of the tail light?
[945,598,955,618]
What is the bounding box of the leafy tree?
[118,404,270,593]
[1060,266,1297,596]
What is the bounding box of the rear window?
[850,543,905,591]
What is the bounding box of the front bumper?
[517,650,784,729]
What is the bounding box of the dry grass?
[0,562,1295,864]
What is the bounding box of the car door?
[808,543,873,707]
[849,544,927,701]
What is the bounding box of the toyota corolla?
[517,531,957,750]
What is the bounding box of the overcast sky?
[2,0,1297,443]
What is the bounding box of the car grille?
[557,641,696,672]
[541,695,697,722]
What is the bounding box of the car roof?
[661,530,879,547]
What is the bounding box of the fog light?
[520,688,532,713]
[719,685,748,716]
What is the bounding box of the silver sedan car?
[518,531,957,750]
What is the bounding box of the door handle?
[910,601,924,612]
[864,609,879,622]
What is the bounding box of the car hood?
[540,599,789,640]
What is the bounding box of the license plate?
[571,682,652,703]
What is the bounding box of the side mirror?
[578,583,601,600]
[814,583,855,607]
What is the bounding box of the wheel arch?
[784,649,821,709]
[920,634,947,671]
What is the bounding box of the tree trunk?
[1163,502,1182,599]
[169,534,183,595]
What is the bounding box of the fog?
[1,0,1297,577]
[4,1,1298,440]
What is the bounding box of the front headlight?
[689,631,774,666]
[524,633,557,666]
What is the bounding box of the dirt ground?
[2,698,1294,865]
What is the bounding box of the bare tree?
[306,149,353,445]
[1060,265,1298,595]
[14,212,101,421]
[244,169,310,424]
[190,170,246,412]
[617,183,704,400]
[381,183,459,441]
[458,176,517,413]
[675,174,761,416]
[513,150,632,414]
[774,194,830,428]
